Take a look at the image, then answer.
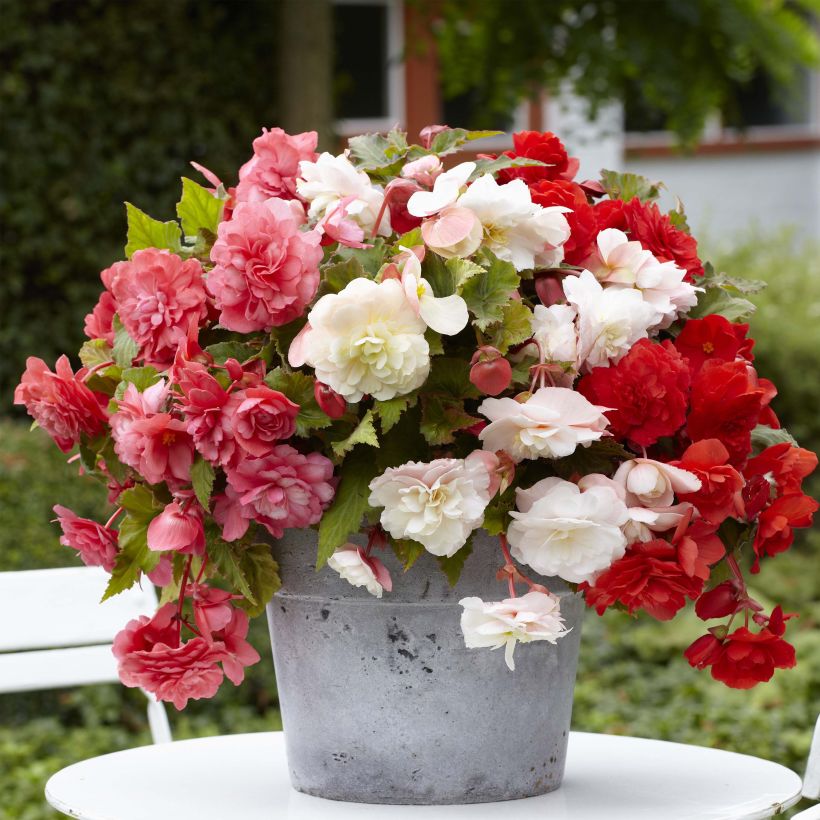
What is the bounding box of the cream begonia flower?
[290,277,429,402]
[396,246,469,336]
[459,590,569,670]
[368,452,496,557]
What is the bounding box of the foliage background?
[1,1,818,817]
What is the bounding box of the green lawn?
[1,418,818,818]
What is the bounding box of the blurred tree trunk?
[277,0,335,149]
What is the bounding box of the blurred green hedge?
[0,0,281,405]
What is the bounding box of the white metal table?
[45,731,802,820]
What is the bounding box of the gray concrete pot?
[265,529,584,805]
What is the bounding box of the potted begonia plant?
[16,125,817,804]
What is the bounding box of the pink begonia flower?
[52,505,118,572]
[396,245,469,336]
[317,196,371,249]
[401,154,443,187]
[14,355,109,452]
[207,198,323,332]
[421,206,483,259]
[83,290,117,344]
[107,249,208,368]
[613,458,701,509]
[235,127,318,203]
[176,361,236,467]
[328,546,393,598]
[110,380,195,486]
[147,555,173,586]
[189,584,236,640]
[147,501,205,555]
[211,608,261,686]
[214,445,336,541]
[231,385,299,457]
[459,590,569,671]
[478,387,610,463]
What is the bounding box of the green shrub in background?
[0,0,281,406]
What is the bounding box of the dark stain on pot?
[420,580,430,599]
[426,633,436,642]
[331,752,349,763]
[397,647,418,661]
[320,608,330,620]
[279,605,287,613]
[388,625,409,644]
[422,666,433,674]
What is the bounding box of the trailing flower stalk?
[16,125,817,705]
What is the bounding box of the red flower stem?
[499,533,517,598]
[83,360,115,381]
[371,189,392,238]
[194,556,209,585]
[104,506,125,529]
[177,554,194,640]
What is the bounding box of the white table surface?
[45,731,802,820]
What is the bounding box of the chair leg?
[143,691,173,744]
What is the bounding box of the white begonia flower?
[297,151,390,236]
[456,174,571,271]
[459,590,569,671]
[613,458,701,508]
[478,387,609,463]
[328,547,390,598]
[530,303,579,370]
[293,277,429,402]
[507,477,629,585]
[586,229,700,330]
[368,452,495,557]
[562,269,656,371]
[406,161,476,217]
[397,246,469,336]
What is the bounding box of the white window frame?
[334,0,405,136]
[624,70,820,150]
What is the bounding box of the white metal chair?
[792,715,820,819]
[0,566,171,744]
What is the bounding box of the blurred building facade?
[334,0,820,242]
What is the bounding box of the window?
[333,0,404,135]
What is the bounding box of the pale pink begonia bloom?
[317,196,371,248]
[208,197,322,332]
[231,385,299,457]
[368,451,496,557]
[214,445,335,542]
[110,380,195,486]
[396,245,469,336]
[407,161,475,217]
[235,127,318,203]
[52,505,118,572]
[420,205,483,259]
[456,174,571,271]
[459,590,569,670]
[478,387,609,463]
[563,269,657,370]
[328,546,393,598]
[297,151,390,235]
[507,477,629,584]
[583,229,699,330]
[401,154,443,187]
[613,458,701,509]
[108,249,209,368]
[211,607,261,686]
